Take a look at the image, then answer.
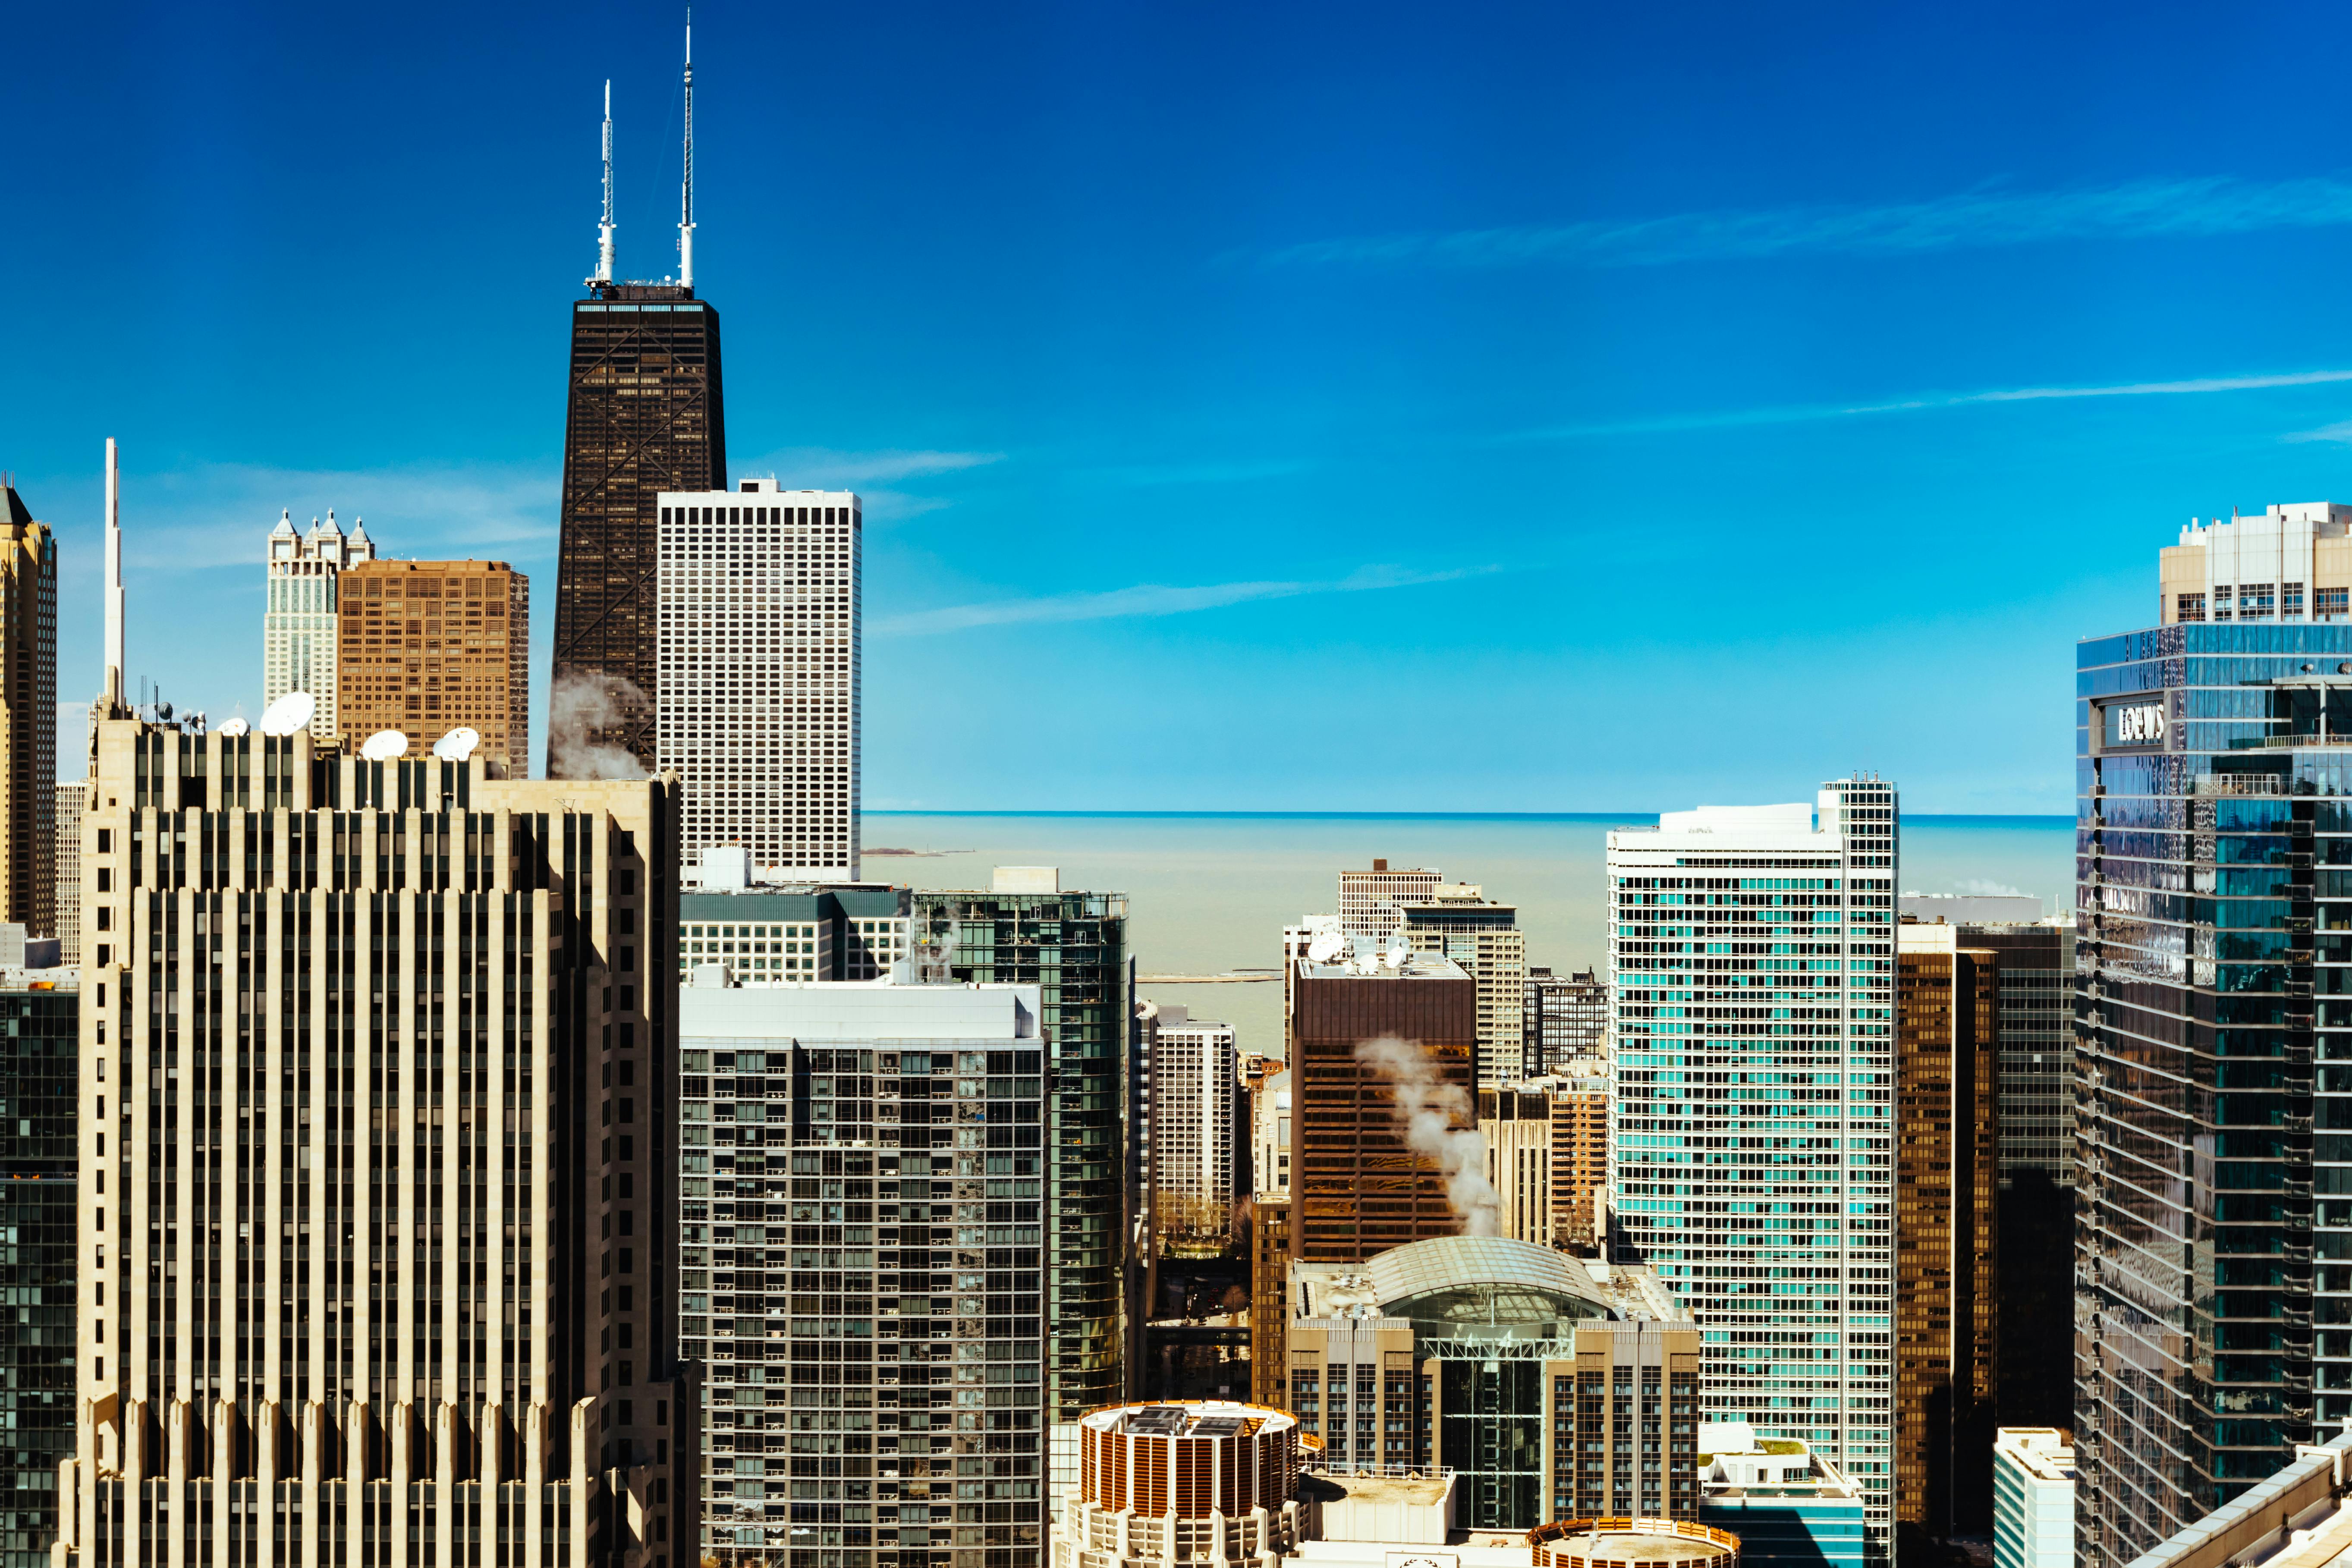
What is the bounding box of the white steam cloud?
[547,672,650,781]
[1353,1034,1501,1237]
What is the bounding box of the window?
[2215,584,2235,621]
[2177,592,2207,622]
[2321,588,2349,619]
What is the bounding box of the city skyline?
[20,3,2352,808]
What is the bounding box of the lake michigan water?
[864,811,2077,1059]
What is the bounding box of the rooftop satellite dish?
[258,691,316,737]
[1306,931,1345,965]
[360,729,410,762]
[216,717,250,737]
[432,726,481,762]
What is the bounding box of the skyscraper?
[1606,779,1898,1554]
[2073,502,2352,1564]
[1336,860,1440,940]
[911,873,1130,1427]
[1288,933,1478,1260]
[1399,883,1525,1086]
[1135,1003,1237,1245]
[658,483,860,878]
[1893,922,2000,1555]
[1526,965,1609,1077]
[1957,918,2075,1433]
[334,558,530,776]
[50,784,81,964]
[676,972,1048,1568]
[0,970,75,1568]
[0,486,53,940]
[54,717,695,1566]
[262,508,373,741]
[553,37,726,775]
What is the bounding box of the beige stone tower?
[53,716,695,1567]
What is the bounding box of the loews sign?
[2105,702,2166,747]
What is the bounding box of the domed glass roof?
[1364,1235,1614,1343]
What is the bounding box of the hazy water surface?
[866,812,2075,1059]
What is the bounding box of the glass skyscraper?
[910,880,1130,1427]
[2074,502,2352,1564]
[0,976,74,1568]
[1606,779,1898,1556]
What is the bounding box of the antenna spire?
[678,7,696,290]
[594,80,616,284]
[103,438,124,713]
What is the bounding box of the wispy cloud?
[2284,418,2352,446]
[1249,173,2352,271]
[76,460,559,573]
[872,564,1491,637]
[736,447,1006,487]
[1507,367,2352,442]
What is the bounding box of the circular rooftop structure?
[1076,1401,1301,1519]
[1528,1518,1740,1568]
[1363,1235,1616,1342]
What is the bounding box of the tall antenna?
[678,7,695,290]
[103,438,124,711]
[594,80,616,283]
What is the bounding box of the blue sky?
[10,0,2352,810]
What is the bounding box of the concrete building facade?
[53,715,692,1567]
[333,558,530,778]
[676,975,1049,1567]
[51,783,82,965]
[658,483,861,881]
[262,509,373,742]
[1606,780,1898,1553]
[1990,1428,2074,1568]
[1399,886,1525,1088]
[1336,863,1440,942]
[1138,1005,1238,1247]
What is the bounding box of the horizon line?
[863,808,2075,823]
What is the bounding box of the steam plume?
[547,672,650,781]
[1353,1034,1501,1236]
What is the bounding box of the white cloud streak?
[72,460,559,573]
[734,447,1006,486]
[1509,367,2352,443]
[871,564,1491,637]
[1251,174,2352,271]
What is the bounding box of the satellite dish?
[216,717,250,737]
[258,691,316,737]
[360,729,410,762]
[1307,931,1345,965]
[432,726,481,762]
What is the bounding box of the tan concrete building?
[1478,1085,1554,1248]
[1284,1237,1698,1529]
[1336,862,1440,940]
[0,487,53,939]
[1399,886,1525,1088]
[336,558,530,777]
[52,782,83,964]
[53,713,690,1567]
[2159,502,2352,625]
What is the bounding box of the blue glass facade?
[0,983,73,1568]
[2074,621,2352,1565]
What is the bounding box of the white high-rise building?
[262,508,373,739]
[657,481,860,880]
[1992,1428,2076,1568]
[1605,776,1897,1554]
[1136,1002,1238,1242]
[1336,859,1440,938]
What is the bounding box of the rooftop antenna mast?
[678,8,695,290]
[594,80,616,283]
[103,438,125,713]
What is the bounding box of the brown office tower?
[54,716,694,1567]
[0,486,53,936]
[337,559,529,776]
[553,284,726,773]
[1894,923,2000,1559]
[1288,938,1477,1260]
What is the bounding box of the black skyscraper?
[552,281,726,774]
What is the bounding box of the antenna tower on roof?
[594,80,616,284]
[678,8,695,290]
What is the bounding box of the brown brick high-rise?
[336,559,528,776]
[1287,947,1477,1260]
[553,284,726,773]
